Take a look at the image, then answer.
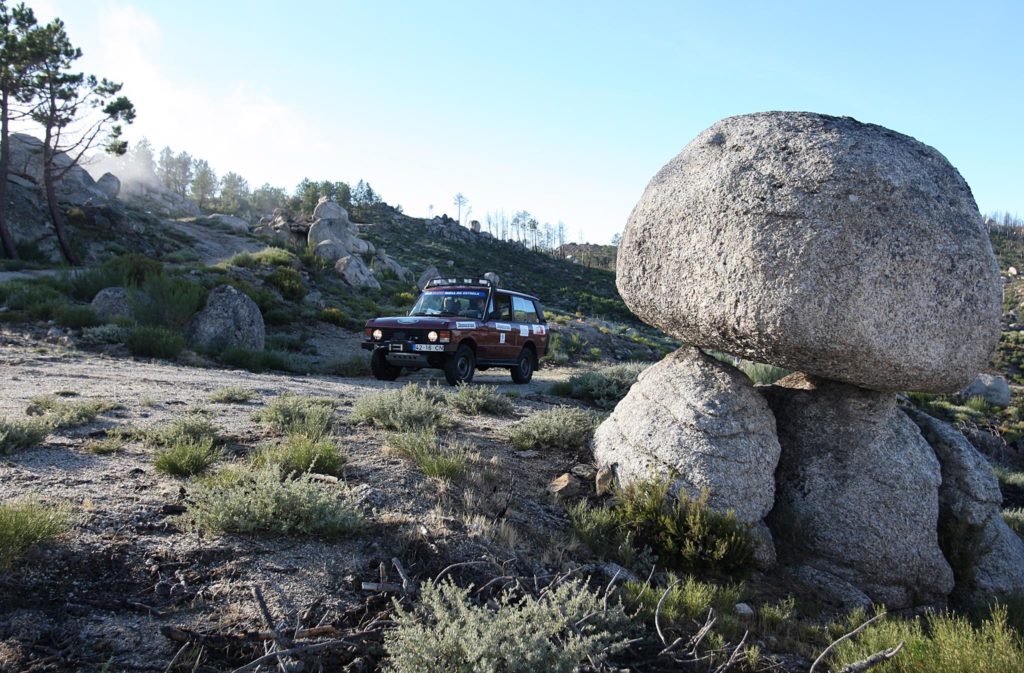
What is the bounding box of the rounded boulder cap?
[617,111,1002,393]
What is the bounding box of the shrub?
[0,499,72,570]
[265,267,307,302]
[84,436,125,455]
[209,387,259,404]
[624,573,743,631]
[324,354,370,377]
[253,395,337,439]
[55,304,100,329]
[548,363,645,410]
[739,361,790,385]
[65,253,162,301]
[349,384,451,431]
[832,605,1024,673]
[252,433,346,476]
[187,466,362,537]
[0,417,50,454]
[79,323,131,345]
[448,384,514,416]
[0,282,66,320]
[504,407,598,451]
[319,306,353,328]
[218,347,309,374]
[1004,508,1024,538]
[126,325,185,359]
[130,275,207,330]
[964,395,991,413]
[385,429,468,481]
[383,579,631,673]
[146,414,220,448]
[28,395,120,429]
[154,437,219,477]
[570,480,757,575]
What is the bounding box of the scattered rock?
[483,271,500,287]
[185,285,265,353]
[617,111,1002,393]
[417,265,439,290]
[570,464,597,481]
[95,172,121,199]
[905,408,1024,599]
[733,603,754,618]
[334,255,380,290]
[1010,266,1019,277]
[547,473,582,499]
[763,374,954,608]
[595,466,615,496]
[90,287,132,322]
[208,213,249,233]
[593,347,781,567]
[960,373,1011,409]
[469,220,481,233]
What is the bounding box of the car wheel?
[444,344,476,386]
[511,347,535,384]
[370,348,401,381]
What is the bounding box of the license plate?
[413,344,445,352]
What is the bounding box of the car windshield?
[410,289,488,318]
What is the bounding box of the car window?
[513,296,539,323]
[489,293,512,321]
[411,289,487,318]
[533,301,546,323]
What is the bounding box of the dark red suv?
[362,277,550,385]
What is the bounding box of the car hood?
[365,316,467,330]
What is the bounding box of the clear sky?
[29,0,1024,243]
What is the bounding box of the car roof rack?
[424,277,494,289]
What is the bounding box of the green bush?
[319,306,354,328]
[570,480,756,575]
[187,465,362,537]
[0,281,67,320]
[126,325,185,359]
[447,384,514,416]
[218,347,309,373]
[739,361,790,385]
[0,499,72,570]
[384,579,631,673]
[504,407,598,451]
[833,605,1024,673]
[253,395,337,439]
[146,414,221,448]
[0,417,50,454]
[130,275,207,330]
[265,266,307,302]
[385,429,468,481]
[79,324,131,345]
[544,332,589,365]
[28,395,121,429]
[1004,508,1024,538]
[252,433,346,476]
[624,573,743,634]
[228,247,296,268]
[324,354,370,377]
[209,387,259,404]
[349,384,451,431]
[154,437,219,477]
[65,254,162,301]
[55,304,100,329]
[548,363,645,409]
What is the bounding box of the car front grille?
[383,329,427,343]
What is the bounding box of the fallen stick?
[229,639,352,673]
[837,642,905,673]
[160,624,339,646]
[809,612,886,673]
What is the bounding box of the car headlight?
[372,329,383,341]
[427,330,439,343]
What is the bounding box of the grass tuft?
[0,417,51,454]
[154,437,219,477]
[447,384,514,416]
[126,325,185,359]
[0,499,72,570]
[548,363,645,409]
[209,386,260,404]
[385,429,469,481]
[28,395,121,429]
[252,433,347,476]
[504,407,598,451]
[253,395,337,439]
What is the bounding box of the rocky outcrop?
[6,133,112,206]
[90,287,132,322]
[763,374,954,608]
[95,173,121,200]
[960,373,1011,409]
[905,408,1024,599]
[209,213,249,233]
[299,198,407,287]
[186,285,264,353]
[417,265,439,290]
[335,255,380,290]
[617,112,1001,394]
[593,348,781,566]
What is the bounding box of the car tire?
[511,347,535,384]
[444,344,476,386]
[370,348,401,381]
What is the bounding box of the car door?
[512,295,539,355]
[484,292,517,360]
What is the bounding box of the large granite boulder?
[335,255,380,290]
[90,287,131,321]
[764,374,954,608]
[905,408,1024,599]
[312,197,350,224]
[7,133,110,206]
[209,213,249,233]
[186,285,264,353]
[617,112,1002,393]
[95,172,121,200]
[593,347,781,566]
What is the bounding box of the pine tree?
[189,158,216,210]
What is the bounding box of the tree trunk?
[0,88,19,259]
[42,126,79,266]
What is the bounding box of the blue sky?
[33,0,1024,243]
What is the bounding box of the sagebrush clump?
[253,394,337,439]
[548,363,646,409]
[384,579,631,673]
[447,383,514,416]
[0,417,50,454]
[28,395,121,429]
[349,384,451,431]
[504,407,597,451]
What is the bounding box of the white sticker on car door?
[495,323,512,331]
[500,333,506,344]
[519,325,529,337]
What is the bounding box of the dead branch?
[809,612,886,673]
[653,580,678,647]
[837,642,905,673]
[250,585,292,673]
[712,630,750,673]
[228,639,352,673]
[160,624,339,646]
[360,581,405,593]
[391,557,418,593]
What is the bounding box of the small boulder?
[209,213,249,233]
[617,111,1002,393]
[593,347,781,566]
[417,265,439,290]
[905,408,1024,599]
[95,172,121,199]
[313,240,344,264]
[547,473,582,499]
[312,197,351,224]
[335,255,380,290]
[186,285,265,353]
[469,220,481,233]
[764,374,954,608]
[90,287,131,322]
[483,271,500,287]
[960,373,1011,409]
